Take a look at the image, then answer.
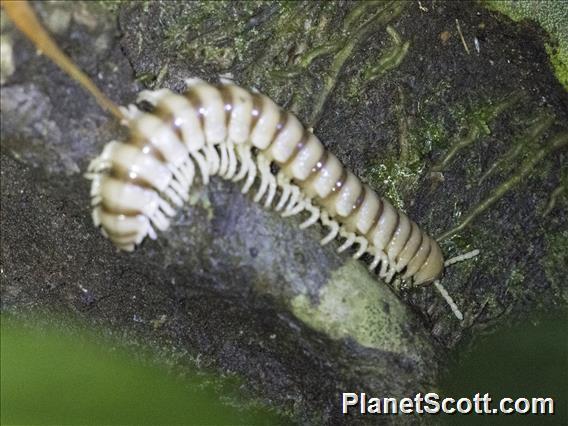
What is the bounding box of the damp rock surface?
[1,1,567,423]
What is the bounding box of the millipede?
[3,1,478,320]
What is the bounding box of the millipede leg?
[219,143,229,177]
[368,249,381,271]
[120,104,142,121]
[352,236,368,259]
[149,209,170,231]
[283,199,305,217]
[145,219,157,240]
[89,175,102,198]
[275,174,291,211]
[226,142,237,179]
[233,144,251,182]
[282,185,301,216]
[275,184,291,211]
[180,159,195,188]
[205,144,220,175]
[282,183,306,217]
[385,267,397,283]
[299,201,320,229]
[90,196,102,207]
[379,255,390,278]
[168,179,189,202]
[254,155,271,203]
[264,174,278,208]
[168,163,189,189]
[239,156,253,185]
[191,150,210,184]
[242,155,257,194]
[92,207,101,227]
[156,197,176,217]
[164,187,184,207]
[337,229,356,253]
[86,155,108,174]
[320,211,339,245]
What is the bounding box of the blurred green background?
[2,311,565,425]
[0,315,288,425]
[440,309,568,425]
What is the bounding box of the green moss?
[452,92,521,132]
[542,230,568,305]
[508,267,526,288]
[93,0,127,15]
[290,260,420,354]
[391,87,522,188]
[365,160,424,211]
[439,231,478,258]
[162,1,265,66]
[363,96,517,211]
[413,117,449,153]
[433,91,523,172]
[545,43,568,89]
[484,0,568,90]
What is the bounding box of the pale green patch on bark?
[290,259,430,356]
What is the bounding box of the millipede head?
[412,240,445,286]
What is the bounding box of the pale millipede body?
[2,0,477,320]
[87,79,459,303]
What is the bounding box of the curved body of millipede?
[3,0,478,320]
[87,78,445,286]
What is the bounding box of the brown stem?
[1,0,124,121]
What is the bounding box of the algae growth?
[291,259,427,357]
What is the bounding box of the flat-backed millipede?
[3,1,478,320]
